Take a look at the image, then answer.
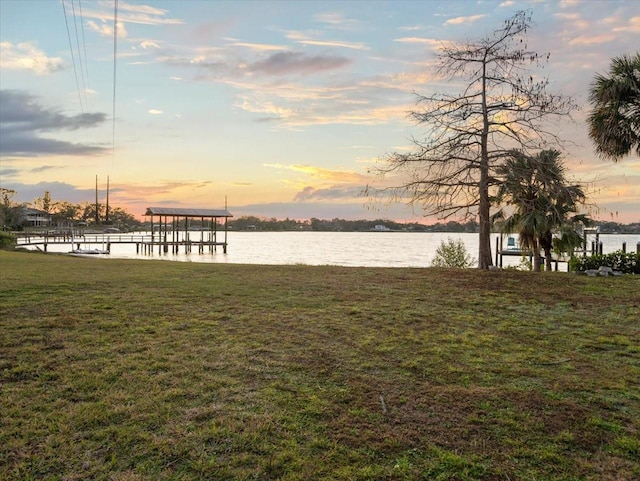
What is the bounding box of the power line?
[112,0,119,164]
[61,0,84,111]
[78,0,90,100]
[70,0,87,108]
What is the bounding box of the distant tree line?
[225,217,639,233]
[0,189,142,231]
[592,221,640,234]
[225,216,480,232]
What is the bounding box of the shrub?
[0,231,16,250]
[431,238,476,268]
[569,251,639,274]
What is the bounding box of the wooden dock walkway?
[494,235,568,270]
[15,233,228,255]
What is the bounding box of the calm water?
[27,231,640,269]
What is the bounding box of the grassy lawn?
[1,250,639,480]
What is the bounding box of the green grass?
[1,250,639,480]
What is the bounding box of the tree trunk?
[477,54,493,270]
[478,182,493,269]
[532,245,542,272]
[541,231,553,271]
[544,245,553,271]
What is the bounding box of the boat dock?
[14,206,233,255]
[15,233,229,255]
[495,231,639,270]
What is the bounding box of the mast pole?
[95,175,99,225]
[106,175,110,224]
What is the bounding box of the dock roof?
[145,207,233,218]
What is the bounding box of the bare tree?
[371,11,576,269]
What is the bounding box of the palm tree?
[540,185,588,271]
[588,52,640,161]
[495,150,588,272]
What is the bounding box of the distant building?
[373,224,391,232]
[20,207,52,227]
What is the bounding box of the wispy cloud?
[445,15,486,26]
[140,40,160,49]
[393,37,441,49]
[148,109,163,115]
[314,12,361,30]
[231,74,413,128]
[79,1,183,26]
[294,185,364,201]
[263,164,368,184]
[0,168,20,178]
[612,16,640,33]
[559,0,582,8]
[250,51,352,76]
[120,19,409,129]
[87,20,128,38]
[237,86,410,128]
[30,165,59,173]
[116,180,213,198]
[553,10,637,50]
[553,12,589,30]
[568,34,615,46]
[117,1,170,17]
[287,31,368,50]
[0,42,64,75]
[227,41,289,52]
[259,163,370,206]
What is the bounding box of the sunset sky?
[1,0,638,223]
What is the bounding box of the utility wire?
[78,0,89,100]
[112,0,119,164]
[61,0,84,112]
[70,0,87,108]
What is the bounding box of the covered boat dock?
[144,207,233,254]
